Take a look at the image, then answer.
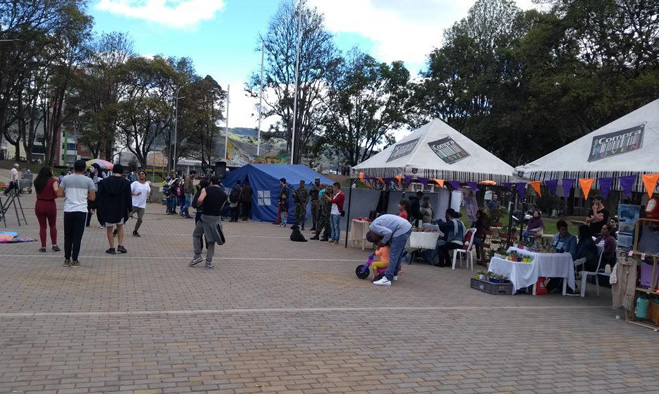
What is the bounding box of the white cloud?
[96,0,225,29]
[224,80,278,132]
[309,0,542,67]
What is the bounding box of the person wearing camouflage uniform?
[293,180,309,230]
[310,184,333,241]
[309,178,321,232]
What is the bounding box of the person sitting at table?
[471,208,489,264]
[607,217,618,240]
[525,210,545,236]
[595,224,617,268]
[434,208,465,267]
[574,224,599,273]
[546,220,578,294]
[420,197,433,224]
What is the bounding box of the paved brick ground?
[0,193,657,393]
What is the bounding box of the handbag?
[215,223,226,245]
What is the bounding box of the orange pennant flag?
[642,174,659,198]
[579,178,594,200]
[359,172,364,181]
[431,178,444,188]
[395,175,402,183]
[529,181,542,197]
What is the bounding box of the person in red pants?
[33,166,60,253]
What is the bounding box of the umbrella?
[86,159,114,170]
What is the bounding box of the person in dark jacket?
[408,191,423,223]
[575,224,599,272]
[240,180,253,221]
[97,164,132,254]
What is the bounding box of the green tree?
[248,0,341,163]
[114,56,180,167]
[321,50,410,165]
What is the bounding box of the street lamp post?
[173,86,185,175]
[257,41,264,157]
[224,84,230,160]
[290,1,302,165]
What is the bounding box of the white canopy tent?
[515,99,659,192]
[352,119,515,183]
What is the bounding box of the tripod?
[1,188,27,227]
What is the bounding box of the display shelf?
[627,218,659,330]
[625,218,659,330]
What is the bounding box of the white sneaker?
[393,276,398,281]
[373,277,391,286]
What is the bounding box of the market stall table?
[406,230,443,264]
[348,219,372,250]
[488,247,575,295]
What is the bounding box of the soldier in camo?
[311,184,333,241]
[293,180,309,230]
[309,178,321,232]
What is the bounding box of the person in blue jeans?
[328,182,344,244]
[367,214,413,286]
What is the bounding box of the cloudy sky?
[92,0,540,130]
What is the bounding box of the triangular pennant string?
[579,178,594,200]
[598,177,614,200]
[544,179,558,196]
[642,174,659,199]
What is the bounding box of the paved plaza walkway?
[0,192,658,393]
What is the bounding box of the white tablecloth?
[407,231,441,250]
[488,247,575,293]
[348,220,372,250]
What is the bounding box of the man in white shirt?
[4,163,19,196]
[130,170,151,237]
[57,160,96,267]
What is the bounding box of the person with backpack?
[434,208,466,267]
[228,181,242,222]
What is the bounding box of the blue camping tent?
[222,164,335,223]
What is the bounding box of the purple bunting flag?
[448,181,461,190]
[404,175,412,185]
[466,182,479,191]
[561,179,575,197]
[544,179,558,196]
[418,178,428,186]
[619,175,636,198]
[598,177,614,200]
[502,182,513,190]
[515,182,527,200]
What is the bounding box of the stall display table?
[488,247,575,295]
[348,219,373,250]
[406,230,443,264]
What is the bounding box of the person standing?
[190,176,227,270]
[130,170,151,237]
[57,160,96,267]
[586,195,609,235]
[310,184,332,241]
[309,178,321,231]
[192,178,210,223]
[278,178,289,227]
[4,163,19,195]
[367,214,413,286]
[240,180,253,221]
[328,182,344,244]
[181,171,195,219]
[33,166,60,253]
[228,181,242,222]
[97,164,132,254]
[294,180,309,230]
[86,164,102,228]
